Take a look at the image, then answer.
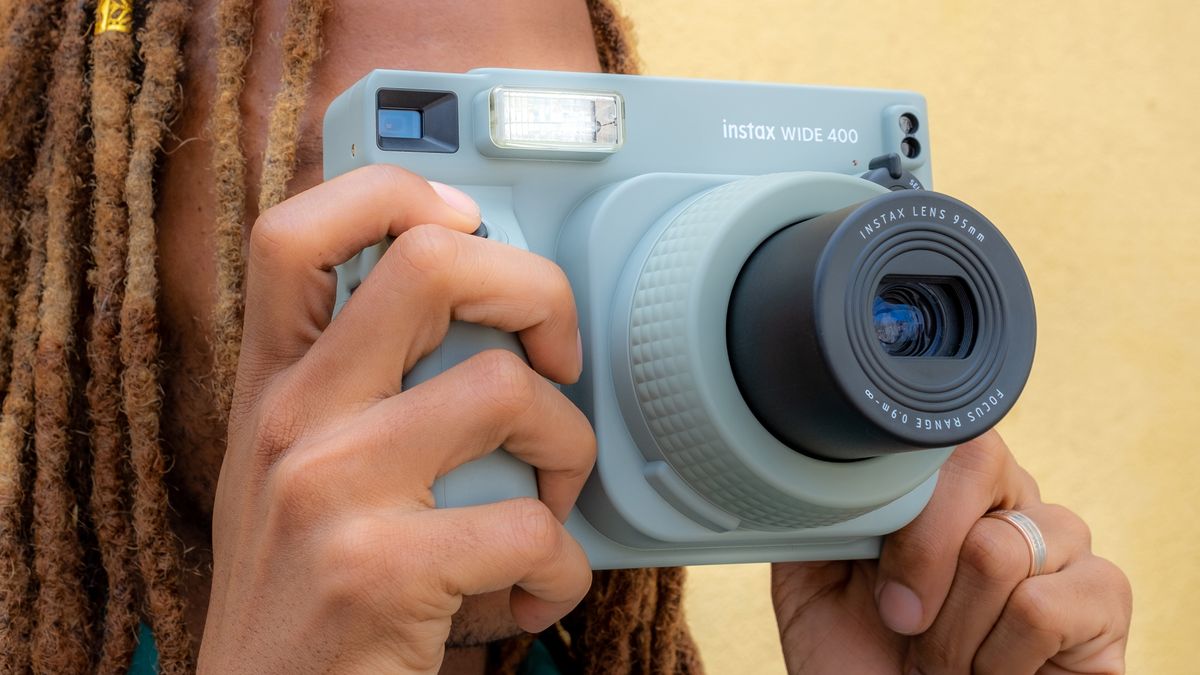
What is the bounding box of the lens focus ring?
[620,173,950,530]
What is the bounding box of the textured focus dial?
[626,174,881,530]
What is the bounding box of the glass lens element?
[490,86,624,152]
[872,277,973,358]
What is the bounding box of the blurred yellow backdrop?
[618,1,1200,672]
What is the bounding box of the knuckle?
[1114,568,1134,616]
[1095,557,1134,619]
[563,553,593,603]
[324,516,396,580]
[248,206,300,266]
[471,350,539,417]
[1048,503,1093,553]
[505,498,562,565]
[357,159,410,183]
[319,517,380,579]
[395,223,460,277]
[1014,465,1042,501]
[263,448,342,526]
[250,384,309,461]
[1007,581,1064,636]
[318,517,399,603]
[360,162,417,193]
[318,516,451,622]
[959,520,1027,585]
[947,435,1009,486]
[541,262,577,322]
[569,419,599,474]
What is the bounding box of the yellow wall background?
[619,1,1200,672]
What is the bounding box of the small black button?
[862,153,925,191]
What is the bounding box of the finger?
[416,499,593,633]
[906,504,1092,674]
[875,431,1038,635]
[241,164,480,378]
[333,350,596,522]
[974,556,1132,675]
[302,224,581,404]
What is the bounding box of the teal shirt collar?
[128,626,562,675]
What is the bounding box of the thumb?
[874,432,1033,635]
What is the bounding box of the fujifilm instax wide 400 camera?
[323,69,1036,569]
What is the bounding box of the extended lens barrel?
[727,190,1036,460]
[616,173,1034,529]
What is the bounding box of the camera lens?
[872,277,972,358]
[616,175,1034,528]
[726,189,1035,460]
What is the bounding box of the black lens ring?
[845,231,1008,411]
[815,190,1035,449]
[852,236,1000,402]
[851,233,1005,404]
[728,188,1035,457]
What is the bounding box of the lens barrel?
[727,190,1035,460]
[619,175,986,529]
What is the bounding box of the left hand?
[771,430,1132,674]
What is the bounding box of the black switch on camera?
[862,153,925,191]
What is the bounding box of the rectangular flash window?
[489,86,624,153]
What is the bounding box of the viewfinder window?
[375,89,458,153]
[378,109,422,139]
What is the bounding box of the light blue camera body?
[323,69,957,569]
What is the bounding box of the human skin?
[154,1,1131,673]
[772,431,1132,673]
[156,1,603,669]
[198,166,597,672]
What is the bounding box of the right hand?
[197,165,597,674]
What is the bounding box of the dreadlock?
[0,0,702,672]
[208,0,253,417]
[86,8,141,672]
[123,2,197,671]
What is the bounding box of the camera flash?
[488,86,624,153]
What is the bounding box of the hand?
[197,165,596,674]
[771,431,1132,674]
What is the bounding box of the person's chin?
[446,588,525,648]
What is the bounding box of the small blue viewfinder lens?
[378,109,422,140]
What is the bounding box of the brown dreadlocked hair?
[0,1,703,673]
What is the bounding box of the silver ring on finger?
[983,509,1047,577]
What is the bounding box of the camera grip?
[404,321,540,508]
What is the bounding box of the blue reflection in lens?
[873,288,942,357]
[378,109,423,139]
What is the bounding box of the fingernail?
[576,329,584,373]
[429,181,480,219]
[877,581,923,635]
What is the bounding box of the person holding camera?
[0,0,1131,673]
